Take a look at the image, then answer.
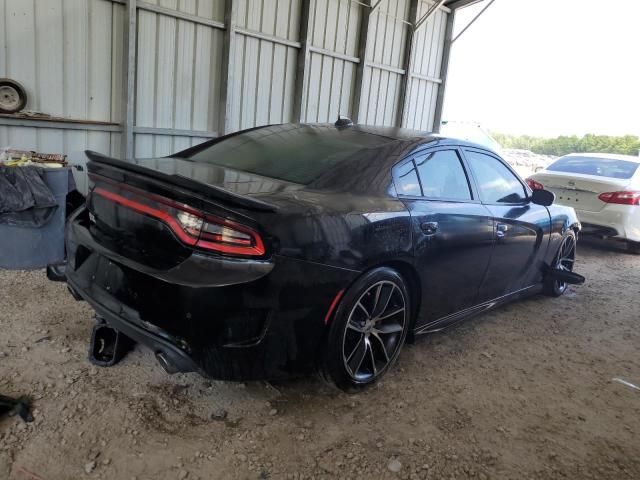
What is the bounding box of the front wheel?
[544,231,577,297]
[321,267,410,392]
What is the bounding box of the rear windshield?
[179,124,390,184]
[546,156,639,179]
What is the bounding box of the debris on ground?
[0,393,33,423]
[0,240,638,479]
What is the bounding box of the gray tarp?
[0,166,58,227]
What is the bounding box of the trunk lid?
[84,151,281,266]
[531,170,632,213]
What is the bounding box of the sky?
[443,0,640,137]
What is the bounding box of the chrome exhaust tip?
[155,351,178,374]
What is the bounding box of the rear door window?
[394,161,422,196]
[414,150,472,201]
[465,150,527,204]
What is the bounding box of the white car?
[528,153,640,254]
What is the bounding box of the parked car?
[528,153,640,253]
[61,122,582,391]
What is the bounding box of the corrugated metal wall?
[0,0,124,168]
[403,0,448,131]
[0,0,451,170]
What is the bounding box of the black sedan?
[62,121,581,391]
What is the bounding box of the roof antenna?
[335,114,353,128]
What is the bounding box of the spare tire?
[0,78,27,114]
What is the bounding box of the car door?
[394,148,494,329]
[462,148,551,302]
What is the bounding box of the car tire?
[0,78,28,113]
[544,231,577,297]
[321,267,410,393]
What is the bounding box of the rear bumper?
[68,277,202,375]
[573,205,640,242]
[65,208,359,380]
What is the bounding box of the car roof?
[302,122,497,152]
[562,152,640,163]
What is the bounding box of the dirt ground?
[1,237,639,480]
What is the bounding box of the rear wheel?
[544,231,576,297]
[322,268,410,392]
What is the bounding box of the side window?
[465,150,527,203]
[415,150,472,200]
[394,161,422,196]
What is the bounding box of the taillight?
[526,178,544,190]
[92,184,265,256]
[597,191,640,206]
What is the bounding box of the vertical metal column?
[433,9,456,132]
[122,0,137,159]
[219,0,237,135]
[292,0,312,122]
[397,0,419,128]
[351,0,372,124]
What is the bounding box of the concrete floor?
[1,237,639,480]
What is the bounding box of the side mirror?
[530,188,555,206]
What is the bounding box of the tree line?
[491,133,640,157]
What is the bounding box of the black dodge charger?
[63,121,581,391]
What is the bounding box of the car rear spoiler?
[84,150,278,213]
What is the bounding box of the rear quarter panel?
[545,204,581,265]
[254,191,414,272]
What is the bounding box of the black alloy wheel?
[545,232,576,297]
[322,267,410,392]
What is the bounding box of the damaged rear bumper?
[67,278,202,375]
[64,208,357,381]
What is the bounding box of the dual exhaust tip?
[89,321,178,374]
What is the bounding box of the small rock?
[388,459,402,473]
[84,461,96,474]
[61,347,71,353]
[211,408,228,421]
[178,471,189,480]
[269,408,278,416]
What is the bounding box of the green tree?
[491,133,640,157]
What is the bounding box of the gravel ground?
[1,237,639,480]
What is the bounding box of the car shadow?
[578,235,632,255]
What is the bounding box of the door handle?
[496,223,508,239]
[420,221,439,235]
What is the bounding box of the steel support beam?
[445,0,483,10]
[136,1,225,29]
[433,9,456,132]
[132,126,218,138]
[292,0,312,122]
[0,115,122,133]
[397,0,419,128]
[218,0,237,135]
[452,0,495,43]
[122,0,137,159]
[351,0,372,123]
[414,0,446,32]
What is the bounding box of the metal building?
[0,0,476,176]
